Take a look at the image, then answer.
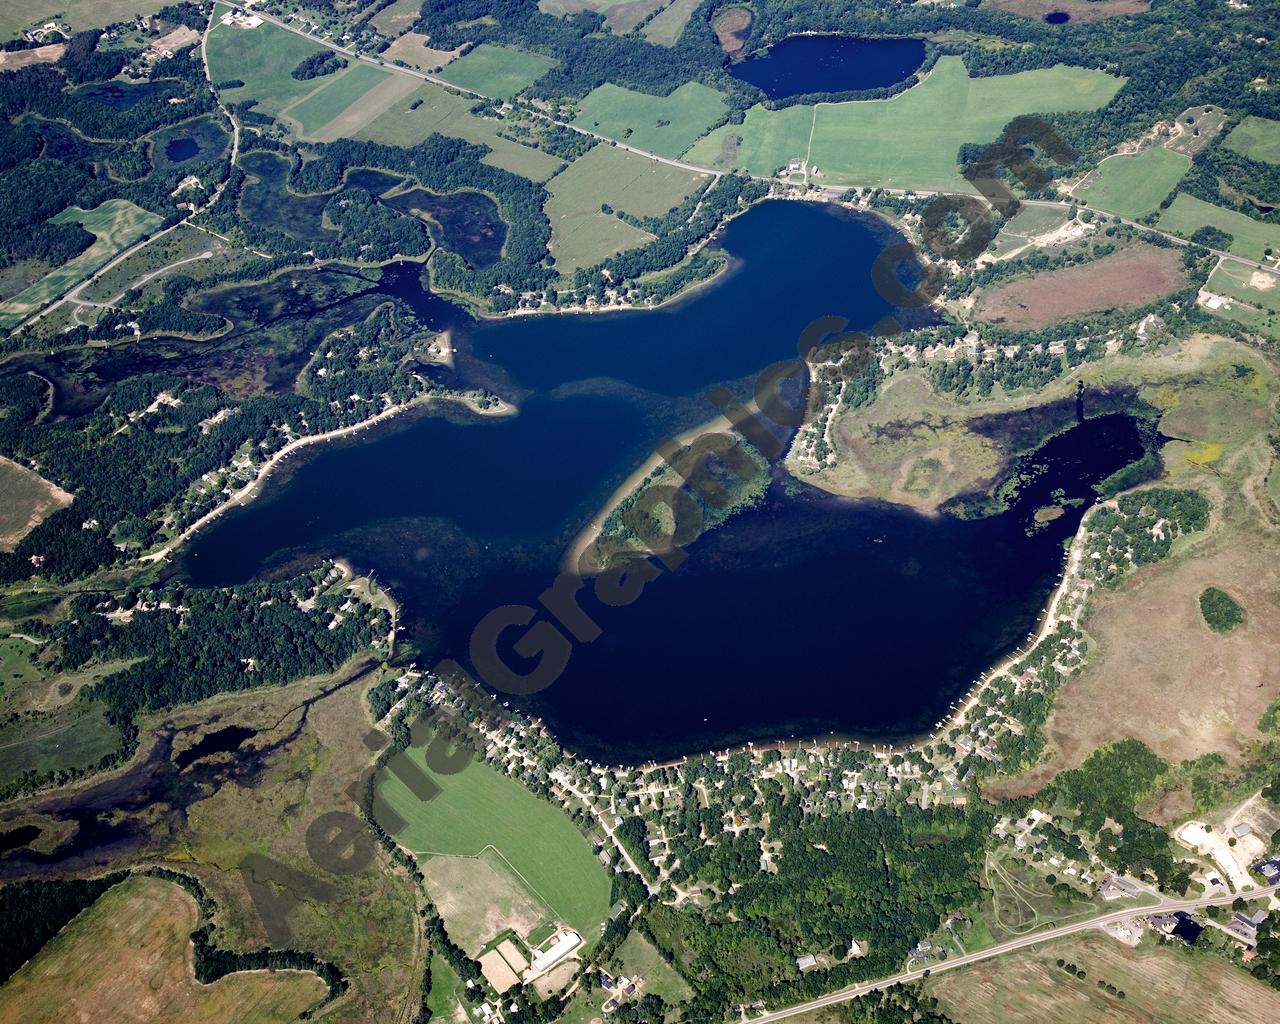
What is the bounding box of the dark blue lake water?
[728,35,926,100]
[180,200,1150,762]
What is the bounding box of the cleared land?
[544,144,706,272]
[644,0,704,46]
[1203,261,1280,340]
[1159,193,1280,263]
[356,81,564,181]
[0,876,326,1024]
[0,456,71,551]
[0,700,119,788]
[615,931,694,1003]
[421,851,552,955]
[684,58,1124,191]
[973,244,1187,329]
[986,338,1280,797]
[574,82,727,158]
[0,200,164,327]
[1075,147,1190,219]
[383,33,459,72]
[437,43,555,99]
[371,0,425,37]
[205,17,327,119]
[987,0,1150,20]
[929,931,1280,1024]
[375,748,611,938]
[1223,115,1280,165]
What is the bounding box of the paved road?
[747,882,1280,1023]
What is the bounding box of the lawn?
[1075,147,1191,219]
[205,12,329,118]
[543,144,705,272]
[0,200,164,327]
[614,931,694,1004]
[374,747,611,939]
[437,43,555,99]
[0,700,120,789]
[356,81,565,181]
[0,876,327,1024]
[683,57,1125,191]
[281,63,396,138]
[928,930,1280,1024]
[1223,115,1280,165]
[1159,193,1280,262]
[574,81,728,158]
[0,456,71,551]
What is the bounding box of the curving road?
[748,882,1280,1023]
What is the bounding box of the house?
[796,954,818,971]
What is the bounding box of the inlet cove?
[179,201,1158,762]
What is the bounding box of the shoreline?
[584,499,1100,771]
[140,390,513,565]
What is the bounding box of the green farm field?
[1075,146,1190,219]
[205,13,328,118]
[643,0,704,46]
[374,748,610,938]
[544,144,706,272]
[0,200,164,327]
[1223,115,1280,164]
[574,82,727,158]
[684,57,1125,191]
[438,43,555,99]
[1159,193,1280,262]
[356,82,565,181]
[282,64,402,139]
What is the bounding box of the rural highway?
[746,882,1280,1023]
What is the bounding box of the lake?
[728,35,927,100]
[180,200,1154,762]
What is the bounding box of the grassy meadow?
[437,43,556,99]
[1159,193,1280,262]
[543,144,707,272]
[928,930,1280,1024]
[0,200,163,327]
[1075,147,1190,219]
[356,81,565,181]
[574,81,728,158]
[374,747,610,938]
[684,58,1125,191]
[0,876,327,1024]
[1223,115,1280,164]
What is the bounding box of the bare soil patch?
[0,44,64,70]
[713,7,753,56]
[973,244,1188,329]
[988,0,1150,23]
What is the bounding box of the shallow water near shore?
[178,200,1154,762]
